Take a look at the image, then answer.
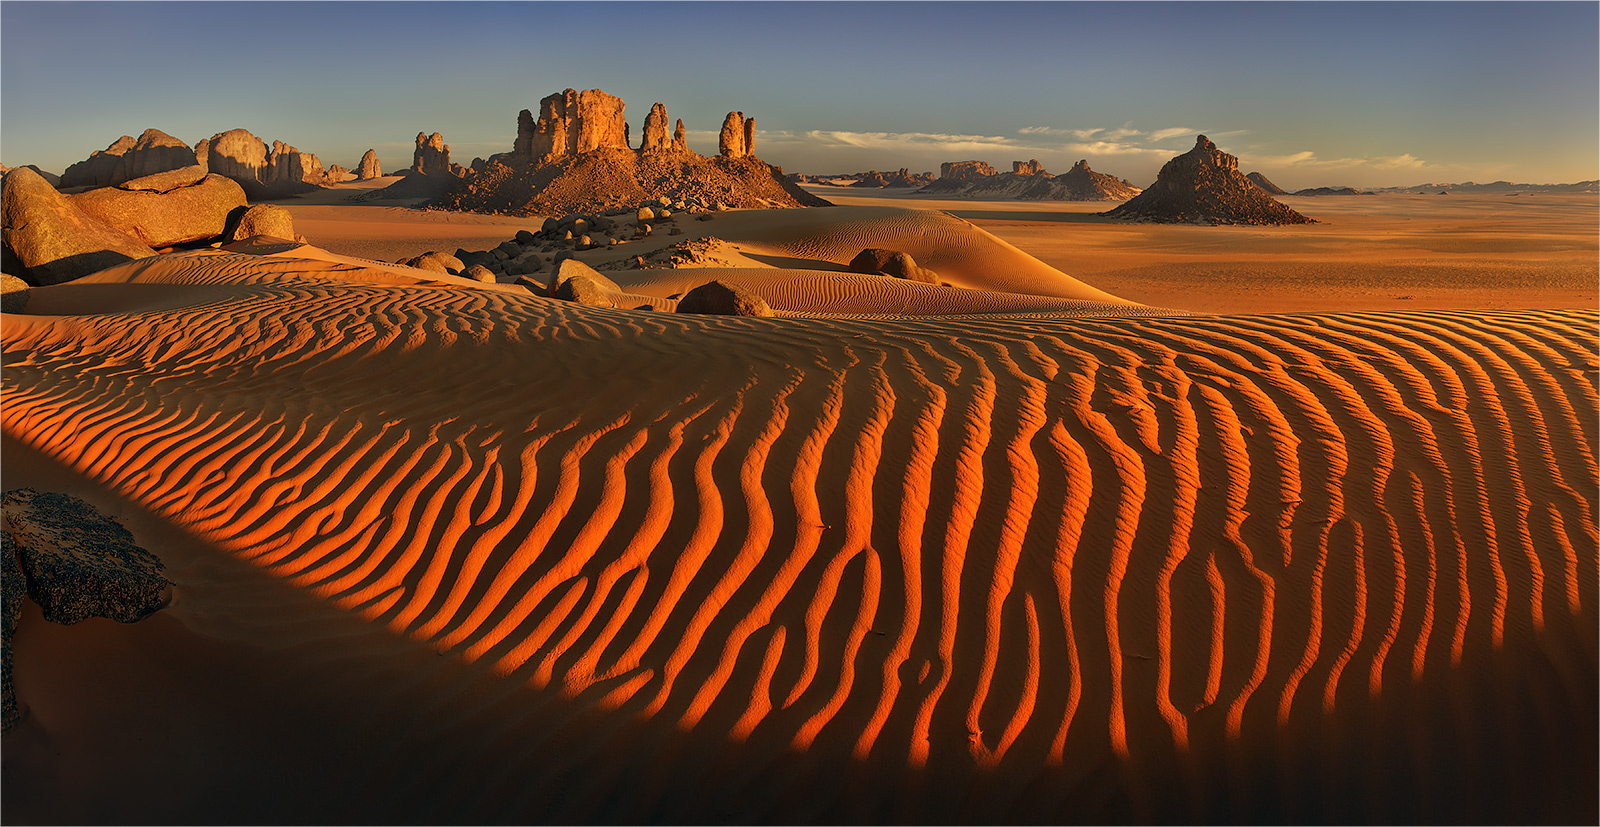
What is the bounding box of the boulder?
[225,204,296,242]
[554,273,617,306]
[525,89,629,165]
[1,167,155,285]
[0,165,60,187]
[640,102,671,152]
[543,256,610,295]
[1,273,30,313]
[356,149,383,180]
[463,264,496,283]
[72,170,248,248]
[847,248,938,284]
[719,112,748,158]
[412,132,450,176]
[676,280,773,316]
[402,251,465,274]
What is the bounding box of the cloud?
[1244,149,1428,171]
[1145,126,1199,142]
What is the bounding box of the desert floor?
[3,182,1596,824]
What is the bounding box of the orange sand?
[2,244,1594,822]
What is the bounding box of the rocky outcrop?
[1246,171,1287,195]
[0,165,61,187]
[744,117,757,157]
[523,89,629,164]
[1046,160,1142,200]
[641,103,671,152]
[917,159,1138,201]
[673,119,688,151]
[939,160,998,181]
[1013,159,1048,176]
[225,203,297,242]
[59,129,197,189]
[325,165,353,183]
[1292,186,1368,196]
[265,141,327,188]
[719,112,749,158]
[412,132,450,176]
[676,280,773,316]
[847,248,938,284]
[1,167,154,285]
[355,149,383,180]
[1102,135,1315,225]
[2,488,173,730]
[198,128,271,188]
[71,166,248,248]
[848,168,933,188]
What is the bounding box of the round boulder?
[225,204,296,242]
[847,248,938,284]
[676,280,774,317]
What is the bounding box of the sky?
[2,1,1597,188]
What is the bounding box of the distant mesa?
[918,158,1140,201]
[1245,171,1287,194]
[848,169,934,188]
[1291,186,1371,196]
[1101,135,1315,225]
[433,88,830,216]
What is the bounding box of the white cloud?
[1243,149,1428,171]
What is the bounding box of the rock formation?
[267,140,328,187]
[59,129,197,189]
[0,164,61,187]
[1101,135,1315,225]
[719,112,748,158]
[744,117,757,157]
[198,128,271,188]
[71,165,248,248]
[1013,159,1048,176]
[521,89,629,164]
[641,103,671,152]
[325,165,353,183]
[412,132,450,176]
[1,166,154,284]
[939,160,998,181]
[356,149,384,180]
[1293,186,1368,196]
[1246,171,1287,194]
[1045,160,1142,200]
[847,248,939,284]
[673,119,688,151]
[848,168,933,188]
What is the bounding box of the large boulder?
[224,204,296,242]
[58,135,135,189]
[676,280,773,316]
[71,167,248,248]
[542,256,611,295]
[554,273,617,306]
[356,149,383,180]
[1,167,154,284]
[847,248,939,284]
[199,128,271,187]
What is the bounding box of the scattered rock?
[1,167,155,285]
[72,169,248,248]
[676,280,773,316]
[848,248,938,284]
[544,256,609,295]
[464,264,496,282]
[515,229,537,244]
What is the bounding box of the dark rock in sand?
[676,280,773,316]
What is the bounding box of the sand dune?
[2,253,1595,822]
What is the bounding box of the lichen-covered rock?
[225,204,297,242]
[1101,135,1315,225]
[847,248,938,284]
[2,489,172,626]
[356,149,383,180]
[676,280,773,316]
[1,167,154,285]
[72,169,248,248]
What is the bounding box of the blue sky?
[2,1,1596,187]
